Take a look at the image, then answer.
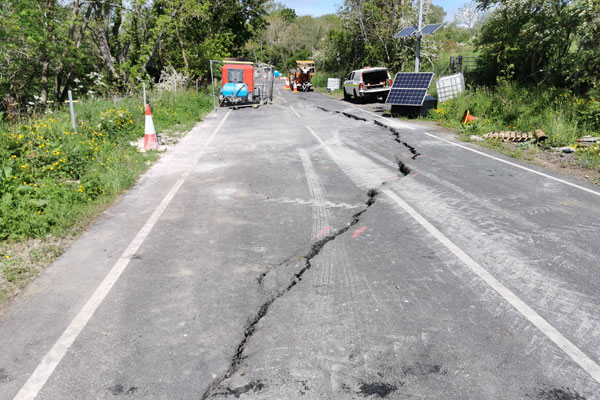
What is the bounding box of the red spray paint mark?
[352,226,367,239]
[412,172,420,177]
[314,226,331,238]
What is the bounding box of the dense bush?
[311,72,346,88]
[0,90,212,240]
[428,82,600,148]
[474,0,600,94]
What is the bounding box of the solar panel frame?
[390,72,434,89]
[386,72,434,106]
[394,26,418,38]
[421,23,443,35]
[386,88,428,106]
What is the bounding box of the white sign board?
[327,78,341,91]
[436,73,465,103]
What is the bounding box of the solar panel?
[394,23,442,38]
[421,23,442,35]
[394,26,418,38]
[386,72,434,105]
[391,72,434,89]
[386,89,428,106]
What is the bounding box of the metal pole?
[415,0,424,72]
[196,79,198,92]
[143,82,147,106]
[68,90,76,132]
[415,36,421,72]
[210,60,217,111]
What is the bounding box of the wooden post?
[68,90,76,132]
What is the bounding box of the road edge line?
[13,109,232,400]
[382,188,600,383]
[418,130,600,197]
[289,104,301,118]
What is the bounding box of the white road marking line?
[305,126,332,156]
[289,105,301,118]
[13,110,232,400]
[416,131,600,197]
[304,123,600,383]
[279,96,288,104]
[382,189,600,384]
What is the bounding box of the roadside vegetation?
[0,89,212,304]
[427,83,600,165]
[1,0,259,305]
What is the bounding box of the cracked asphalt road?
[1,81,599,399]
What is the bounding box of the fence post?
[143,82,147,106]
[195,79,199,92]
[210,60,217,111]
[68,90,76,132]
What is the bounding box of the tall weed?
[429,82,600,148]
[0,90,212,240]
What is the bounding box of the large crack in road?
[373,120,421,160]
[313,106,421,162]
[201,188,380,399]
[315,106,369,122]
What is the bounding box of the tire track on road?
[294,105,600,388]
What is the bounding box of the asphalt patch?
[108,383,138,395]
[534,387,586,400]
[396,159,411,176]
[0,367,12,382]
[357,382,398,398]
[212,380,265,398]
[298,379,310,395]
[402,362,445,376]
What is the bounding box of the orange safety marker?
[285,78,290,90]
[461,109,478,124]
[144,104,159,150]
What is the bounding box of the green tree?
[474,0,600,92]
[428,4,447,24]
[0,0,269,111]
[318,0,441,73]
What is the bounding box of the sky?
[278,0,467,22]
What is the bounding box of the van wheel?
[343,89,350,101]
[354,90,361,103]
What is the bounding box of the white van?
[343,67,392,102]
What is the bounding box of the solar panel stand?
[415,0,424,72]
[394,0,442,72]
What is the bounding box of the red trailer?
[210,59,274,109]
[221,63,254,92]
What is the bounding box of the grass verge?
[315,87,344,99]
[426,81,600,170]
[0,89,213,308]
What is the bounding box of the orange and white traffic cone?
[144,104,159,150]
[293,83,298,93]
[285,79,290,90]
[461,109,478,124]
